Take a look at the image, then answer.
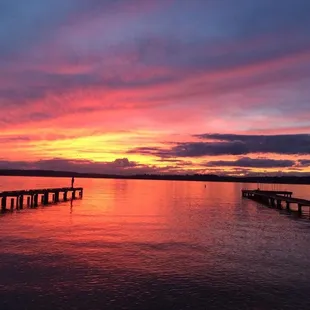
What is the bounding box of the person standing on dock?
[71,176,75,188]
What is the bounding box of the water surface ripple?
[1,177,310,309]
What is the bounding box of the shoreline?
[1,169,310,185]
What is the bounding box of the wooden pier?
[0,187,83,212]
[242,189,310,215]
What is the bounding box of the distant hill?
[0,169,310,185]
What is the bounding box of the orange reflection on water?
[1,176,310,276]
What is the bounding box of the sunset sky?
[1,0,310,176]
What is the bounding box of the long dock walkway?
[242,189,310,215]
[0,187,83,211]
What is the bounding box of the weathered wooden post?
[64,191,68,201]
[298,204,302,216]
[27,196,31,207]
[43,192,49,205]
[10,198,14,210]
[1,196,7,211]
[19,195,24,209]
[72,190,76,199]
[286,201,290,211]
[34,194,38,207]
[55,192,59,203]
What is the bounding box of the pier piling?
[43,192,48,205]
[1,196,7,211]
[298,204,302,215]
[34,194,38,207]
[19,195,24,209]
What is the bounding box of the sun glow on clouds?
[1,0,310,175]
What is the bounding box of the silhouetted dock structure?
[0,187,83,212]
[242,189,310,215]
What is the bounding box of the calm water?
[1,177,310,310]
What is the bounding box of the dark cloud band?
[206,157,295,168]
[128,134,310,157]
